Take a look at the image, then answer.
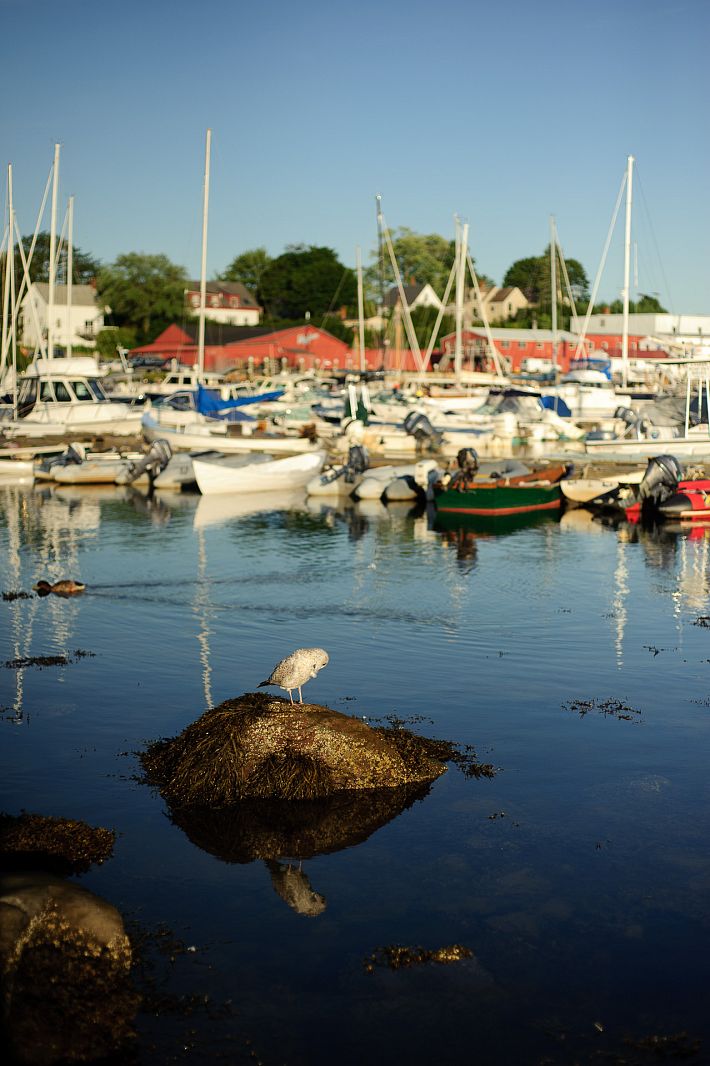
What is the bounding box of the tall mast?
[47,142,60,359]
[67,195,74,360]
[621,154,634,390]
[1,166,11,383]
[549,215,558,376]
[356,245,366,373]
[375,194,386,369]
[197,128,211,383]
[454,220,468,383]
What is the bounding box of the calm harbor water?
[2,480,710,1064]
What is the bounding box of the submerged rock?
[141,691,448,806]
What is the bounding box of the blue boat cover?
[195,385,285,417]
[539,395,573,418]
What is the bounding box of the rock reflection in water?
[166,783,432,915]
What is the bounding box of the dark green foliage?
[259,245,357,320]
[603,293,667,314]
[219,246,271,294]
[8,231,101,287]
[96,253,187,345]
[504,246,589,305]
[94,326,137,358]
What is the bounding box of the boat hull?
[192,450,326,495]
[434,485,562,516]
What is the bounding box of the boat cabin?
[14,358,112,416]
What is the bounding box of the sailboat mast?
[47,143,60,360]
[454,220,468,383]
[621,154,634,390]
[375,194,386,370]
[197,128,212,383]
[549,215,558,376]
[1,167,11,384]
[67,195,74,361]
[356,245,366,373]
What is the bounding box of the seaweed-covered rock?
[141,692,447,806]
[0,873,136,1064]
[0,813,115,875]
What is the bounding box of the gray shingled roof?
[31,283,101,307]
[383,283,426,308]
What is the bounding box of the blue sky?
[2,0,708,310]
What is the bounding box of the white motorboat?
[1,358,144,438]
[192,449,327,495]
[142,410,321,454]
[560,468,645,504]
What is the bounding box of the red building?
[440,328,595,373]
[130,323,354,374]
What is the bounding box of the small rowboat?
[192,450,326,496]
[433,462,568,517]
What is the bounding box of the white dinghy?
[193,450,327,496]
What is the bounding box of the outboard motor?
[638,454,682,505]
[456,448,479,477]
[343,444,369,483]
[117,439,173,488]
[319,444,370,485]
[403,412,443,449]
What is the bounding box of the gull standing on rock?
[259,648,330,704]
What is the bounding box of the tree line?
[2,230,667,355]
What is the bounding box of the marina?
[2,470,710,1063]
[1,2,708,1055]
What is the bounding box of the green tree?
[219,247,271,295]
[259,245,357,321]
[9,231,100,286]
[504,249,589,305]
[97,253,187,344]
[604,294,667,314]
[366,227,493,303]
[94,326,138,359]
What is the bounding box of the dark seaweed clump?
[364,944,473,973]
[373,716,496,779]
[0,812,115,875]
[2,590,32,601]
[563,697,641,722]
[3,649,95,669]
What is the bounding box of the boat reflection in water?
[432,508,561,570]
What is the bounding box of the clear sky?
[2,0,708,311]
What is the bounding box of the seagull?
[259,648,329,704]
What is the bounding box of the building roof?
[181,323,272,345]
[383,283,428,308]
[490,286,517,303]
[30,283,101,308]
[442,327,581,344]
[185,280,259,308]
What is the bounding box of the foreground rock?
[141,692,449,806]
[0,873,135,1064]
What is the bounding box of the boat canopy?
[195,385,285,417]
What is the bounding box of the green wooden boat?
[433,462,567,517]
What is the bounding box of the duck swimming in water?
[33,579,86,598]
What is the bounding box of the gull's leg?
[288,689,294,704]
[298,686,303,703]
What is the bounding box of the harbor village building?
[20,282,105,352]
[184,281,262,326]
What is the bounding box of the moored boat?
[192,449,327,495]
[432,449,568,516]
